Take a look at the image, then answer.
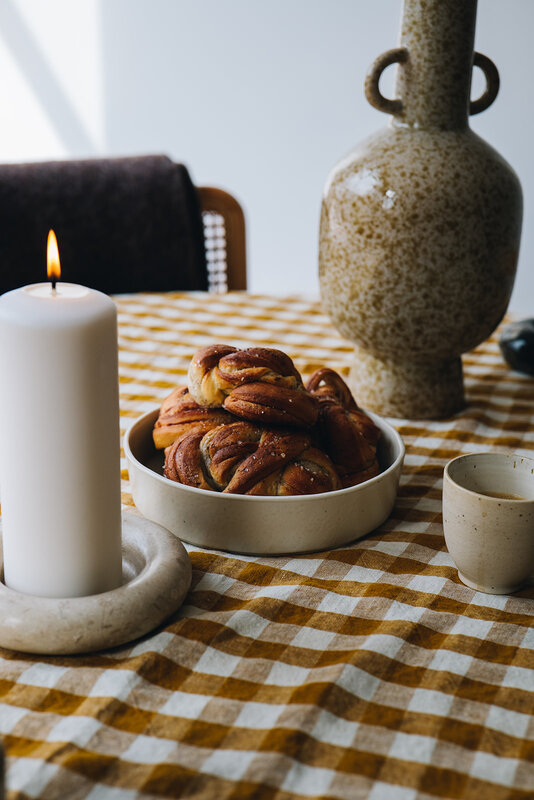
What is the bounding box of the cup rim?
[444,452,534,503]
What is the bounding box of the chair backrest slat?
[0,158,246,295]
[198,186,247,292]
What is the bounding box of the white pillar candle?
[0,278,123,598]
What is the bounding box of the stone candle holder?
[0,511,191,655]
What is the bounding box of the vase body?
[319,0,522,418]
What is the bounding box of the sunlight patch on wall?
[0,0,104,160]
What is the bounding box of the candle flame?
[47,230,61,283]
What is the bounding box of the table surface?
[1,291,533,800]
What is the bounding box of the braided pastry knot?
[152,386,233,450]
[164,421,341,495]
[306,368,381,488]
[188,345,318,428]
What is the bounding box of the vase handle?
[365,48,408,115]
[470,52,500,115]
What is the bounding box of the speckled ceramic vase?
[319,0,522,418]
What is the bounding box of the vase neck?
[394,0,477,130]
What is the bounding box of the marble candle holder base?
[0,511,192,655]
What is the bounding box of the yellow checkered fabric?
[1,292,533,800]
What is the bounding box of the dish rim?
[125,408,405,503]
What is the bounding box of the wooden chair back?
[198,187,247,291]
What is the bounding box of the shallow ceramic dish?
[124,409,405,555]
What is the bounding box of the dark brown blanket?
[0,155,208,294]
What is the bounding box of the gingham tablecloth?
[1,291,533,800]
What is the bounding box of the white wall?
[0,0,532,313]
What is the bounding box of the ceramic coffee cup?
[442,453,534,594]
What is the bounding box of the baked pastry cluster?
[152,345,381,496]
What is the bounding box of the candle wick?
[51,279,57,293]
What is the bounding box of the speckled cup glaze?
[443,453,534,594]
[319,0,522,418]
